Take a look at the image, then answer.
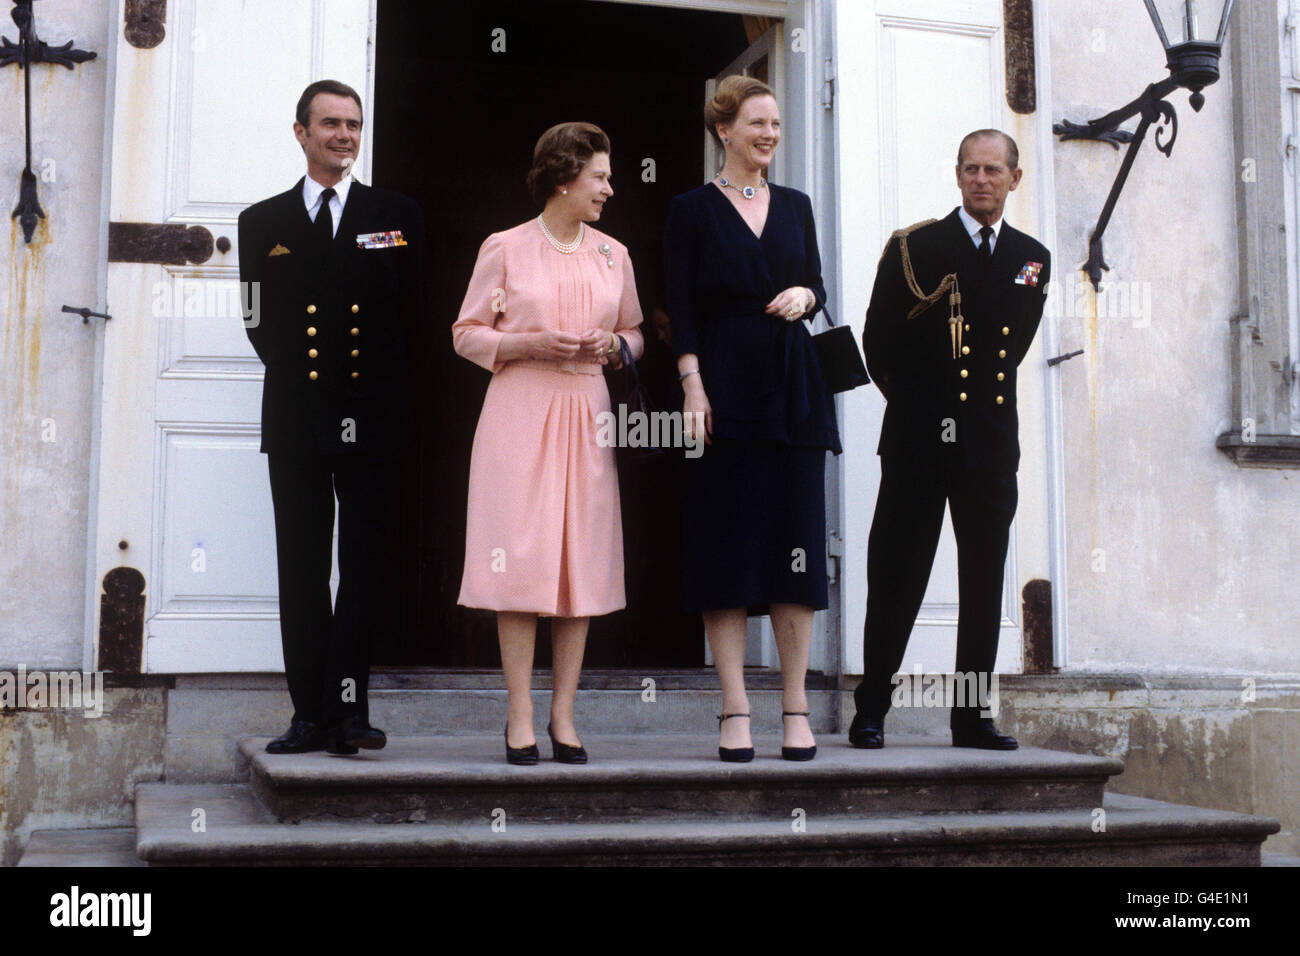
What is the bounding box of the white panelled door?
[835,0,1055,677]
[91,0,374,672]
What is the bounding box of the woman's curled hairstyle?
[526,122,611,205]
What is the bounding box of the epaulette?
[883,219,959,325]
[876,219,937,268]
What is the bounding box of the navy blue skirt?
[681,439,828,613]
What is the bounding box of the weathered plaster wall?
[0,0,109,667]
[1000,676,1300,855]
[1050,0,1300,674]
[842,676,1299,855]
[0,685,167,867]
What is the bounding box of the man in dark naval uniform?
[239,80,426,754]
[848,129,1050,751]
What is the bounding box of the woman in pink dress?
[452,123,644,765]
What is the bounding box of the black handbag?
[812,305,870,394]
[605,334,665,461]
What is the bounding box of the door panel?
[93,0,374,672]
[836,0,1038,677]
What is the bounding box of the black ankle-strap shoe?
[780,711,817,761]
[717,713,754,763]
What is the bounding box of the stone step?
[22,822,1298,868]
[17,828,145,867]
[240,734,1123,823]
[1261,851,1300,866]
[170,685,847,741]
[166,686,855,782]
[132,783,1278,866]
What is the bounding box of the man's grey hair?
[957,129,1019,170]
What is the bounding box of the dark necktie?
[314,187,336,246]
[977,225,993,264]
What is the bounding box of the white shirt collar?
[302,172,352,214]
[958,205,1002,247]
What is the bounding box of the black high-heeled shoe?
[504,724,539,765]
[547,723,588,764]
[717,713,754,763]
[781,711,817,762]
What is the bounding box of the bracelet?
[679,369,700,382]
[607,332,620,354]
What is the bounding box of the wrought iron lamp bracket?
[1053,77,1185,289]
[2,0,97,244]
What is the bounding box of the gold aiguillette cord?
[894,224,962,360]
[949,279,963,360]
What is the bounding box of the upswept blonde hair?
[704,74,775,148]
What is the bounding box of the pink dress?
[452,220,645,617]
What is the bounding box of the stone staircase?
[21,732,1280,866]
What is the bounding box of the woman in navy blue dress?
[664,75,840,763]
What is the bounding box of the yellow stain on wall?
[1073,268,1102,555]
[5,214,49,519]
[1082,271,1099,433]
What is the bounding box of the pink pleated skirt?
[458,360,625,617]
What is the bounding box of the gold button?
[961,346,970,356]
[959,392,968,402]
[350,349,359,358]
[350,371,359,380]
[308,348,318,358]
[308,370,318,381]
[996,395,1005,405]
[307,304,317,314]
[960,369,968,379]
[964,324,970,332]
[1002,326,1010,336]
[997,372,1005,382]
[351,304,359,314]
[307,326,317,337]
[999,349,1007,359]
[350,327,359,336]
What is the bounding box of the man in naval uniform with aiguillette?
[239,80,427,756]
[848,129,1050,751]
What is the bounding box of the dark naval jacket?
[862,207,1050,473]
[238,179,427,456]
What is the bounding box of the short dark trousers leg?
[681,440,828,613]
[324,453,399,728]
[267,453,335,725]
[854,454,947,719]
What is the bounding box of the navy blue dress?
[664,183,840,613]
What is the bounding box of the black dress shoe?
[848,713,884,749]
[547,723,588,764]
[265,719,327,754]
[326,737,360,756]
[326,716,386,755]
[951,717,1018,750]
[505,725,539,765]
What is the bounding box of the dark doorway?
[371,0,762,667]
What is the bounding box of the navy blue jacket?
[664,183,840,453]
[863,208,1050,472]
[238,179,427,456]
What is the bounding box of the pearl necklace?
[538,215,584,253]
[718,176,767,200]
